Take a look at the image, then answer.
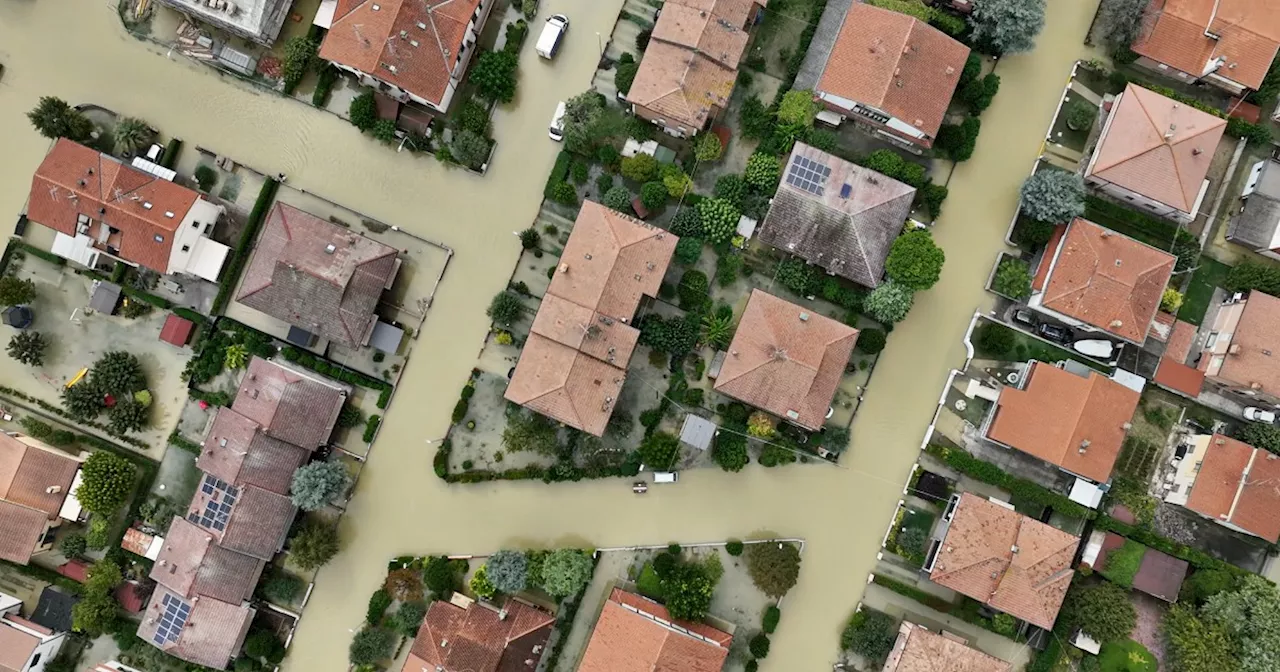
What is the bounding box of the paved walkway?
[0,0,1104,669]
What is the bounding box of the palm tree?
[113,117,152,156]
[700,313,733,349]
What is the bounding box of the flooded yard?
[0,0,1107,669]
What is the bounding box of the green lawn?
[1099,539,1146,588]
[889,508,936,566]
[1179,255,1232,326]
[636,562,664,600]
[1099,639,1157,672]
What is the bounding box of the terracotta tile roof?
[815,3,969,140]
[318,0,483,107]
[1031,225,1067,292]
[883,621,1013,672]
[1154,358,1206,397]
[197,407,310,495]
[151,518,265,604]
[987,361,1140,482]
[757,143,916,287]
[0,434,80,518]
[506,201,677,435]
[652,3,750,69]
[578,588,732,672]
[123,527,158,557]
[116,580,150,613]
[58,559,90,583]
[1208,291,1280,396]
[0,619,40,672]
[26,139,202,273]
[185,474,297,561]
[137,585,255,670]
[231,357,347,450]
[0,500,47,564]
[237,203,398,348]
[628,15,740,131]
[714,289,858,431]
[1186,433,1280,541]
[1086,85,1226,214]
[1133,0,1280,90]
[668,0,764,27]
[930,494,1078,629]
[1040,218,1177,344]
[1148,310,1176,343]
[159,313,195,347]
[404,598,555,672]
[1165,319,1199,362]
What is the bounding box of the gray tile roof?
[757,143,916,287]
[137,585,255,670]
[793,0,855,90]
[216,486,297,560]
[152,518,265,605]
[1229,160,1280,251]
[231,357,347,451]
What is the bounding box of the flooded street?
[0,0,1099,668]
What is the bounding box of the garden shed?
[679,414,717,451]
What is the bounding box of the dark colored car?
[1037,323,1071,343]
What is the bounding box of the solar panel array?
[786,155,831,196]
[153,593,191,645]
[188,475,239,532]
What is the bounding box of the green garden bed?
[1179,255,1231,326]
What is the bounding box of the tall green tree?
[290,461,352,511]
[744,542,801,598]
[7,331,47,366]
[470,50,519,103]
[0,277,36,306]
[113,117,152,155]
[884,230,945,291]
[290,519,340,571]
[76,451,136,515]
[540,549,593,598]
[28,96,94,141]
[1058,581,1136,644]
[662,561,715,621]
[970,0,1046,54]
[1202,575,1280,672]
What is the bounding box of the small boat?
[1072,339,1114,359]
[632,481,648,494]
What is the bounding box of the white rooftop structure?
[156,0,292,46]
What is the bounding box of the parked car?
[1012,309,1038,328]
[1037,323,1071,344]
[653,471,679,484]
[536,14,569,59]
[1244,407,1277,423]
[549,101,566,141]
[1072,339,1114,360]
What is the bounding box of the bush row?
[0,384,149,449]
[871,574,1026,641]
[14,240,67,267]
[925,444,1097,520]
[432,439,642,484]
[362,414,381,443]
[77,268,172,309]
[211,178,279,315]
[158,138,183,169]
[538,554,600,672]
[167,431,202,454]
[544,151,572,200]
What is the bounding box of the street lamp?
[596,31,603,57]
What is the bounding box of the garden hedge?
[543,151,572,200]
[926,444,1096,520]
[211,178,279,315]
[1093,516,1254,579]
[158,138,183,169]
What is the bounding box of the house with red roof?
[26,139,230,282]
[984,360,1141,485]
[578,588,732,672]
[1131,0,1280,95]
[1029,218,1176,345]
[1165,433,1280,542]
[1084,84,1226,224]
[318,0,495,114]
[1196,290,1280,406]
[402,594,554,672]
[796,1,969,149]
[0,434,85,565]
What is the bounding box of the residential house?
[0,592,66,672]
[235,203,400,349]
[756,142,916,288]
[505,201,678,435]
[402,593,554,672]
[713,289,859,431]
[230,356,349,451]
[152,518,266,605]
[883,620,1012,672]
[26,139,230,282]
[1084,84,1226,223]
[1226,159,1280,258]
[197,407,310,494]
[1197,291,1280,406]
[136,585,255,670]
[1029,218,1176,345]
[1165,433,1280,542]
[0,435,84,565]
[984,361,1141,484]
[1131,0,1280,95]
[1154,319,1207,398]
[153,0,293,45]
[795,0,969,149]
[319,0,494,114]
[627,0,765,137]
[927,493,1079,630]
[577,588,732,672]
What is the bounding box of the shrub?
[763,605,781,633]
[424,556,458,596]
[716,252,743,287]
[936,116,981,161]
[744,153,781,192]
[469,565,497,598]
[747,411,776,438]
[595,173,614,197]
[970,0,1046,54]
[712,431,749,472]
[695,132,723,162]
[262,571,304,604]
[1161,287,1184,313]
[992,612,1017,636]
[486,550,528,594]
[193,164,218,192]
[671,206,704,238]
[540,549,593,597]
[961,73,1001,115]
[677,270,710,310]
[27,96,93,141]
[959,52,982,88]
[603,186,633,212]
[885,230,945,291]
[312,65,338,106]
[1020,169,1085,224]
[8,331,47,366]
[289,519,340,571]
[1066,98,1098,131]
[349,90,377,131]
[641,181,668,210]
[487,290,524,326]
[674,237,703,266]
[639,432,680,470]
[291,461,351,511]
[620,154,659,182]
[365,588,392,624]
[745,542,801,598]
[349,627,394,666]
[696,198,740,245]
[857,328,886,354]
[661,560,716,621]
[864,149,906,178]
[1226,117,1273,145]
[1058,581,1136,644]
[77,451,136,515]
[615,60,640,94]
[864,282,914,324]
[60,533,87,560]
[776,257,817,295]
[661,164,693,198]
[842,609,898,661]
[470,49,519,103]
[451,129,491,169]
[749,633,771,658]
[1224,260,1280,296]
[919,182,949,219]
[993,257,1032,299]
[85,515,110,549]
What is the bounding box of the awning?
[736,215,758,241]
[313,0,337,27]
[184,237,230,283]
[51,232,99,267]
[58,470,85,522]
[1068,478,1105,509]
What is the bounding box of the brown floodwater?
[0,0,1102,668]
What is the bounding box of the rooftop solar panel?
[153,592,191,645]
[786,155,831,196]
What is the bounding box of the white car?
[549,101,566,141]
[1244,407,1277,423]
[536,14,569,59]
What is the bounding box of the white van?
[549,101,567,141]
[653,471,679,484]
[536,14,569,59]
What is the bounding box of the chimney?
[1230,344,1242,355]
[1193,148,1203,156]
[1109,319,1123,328]
[1079,439,1091,453]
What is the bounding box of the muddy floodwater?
[0,0,1101,668]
